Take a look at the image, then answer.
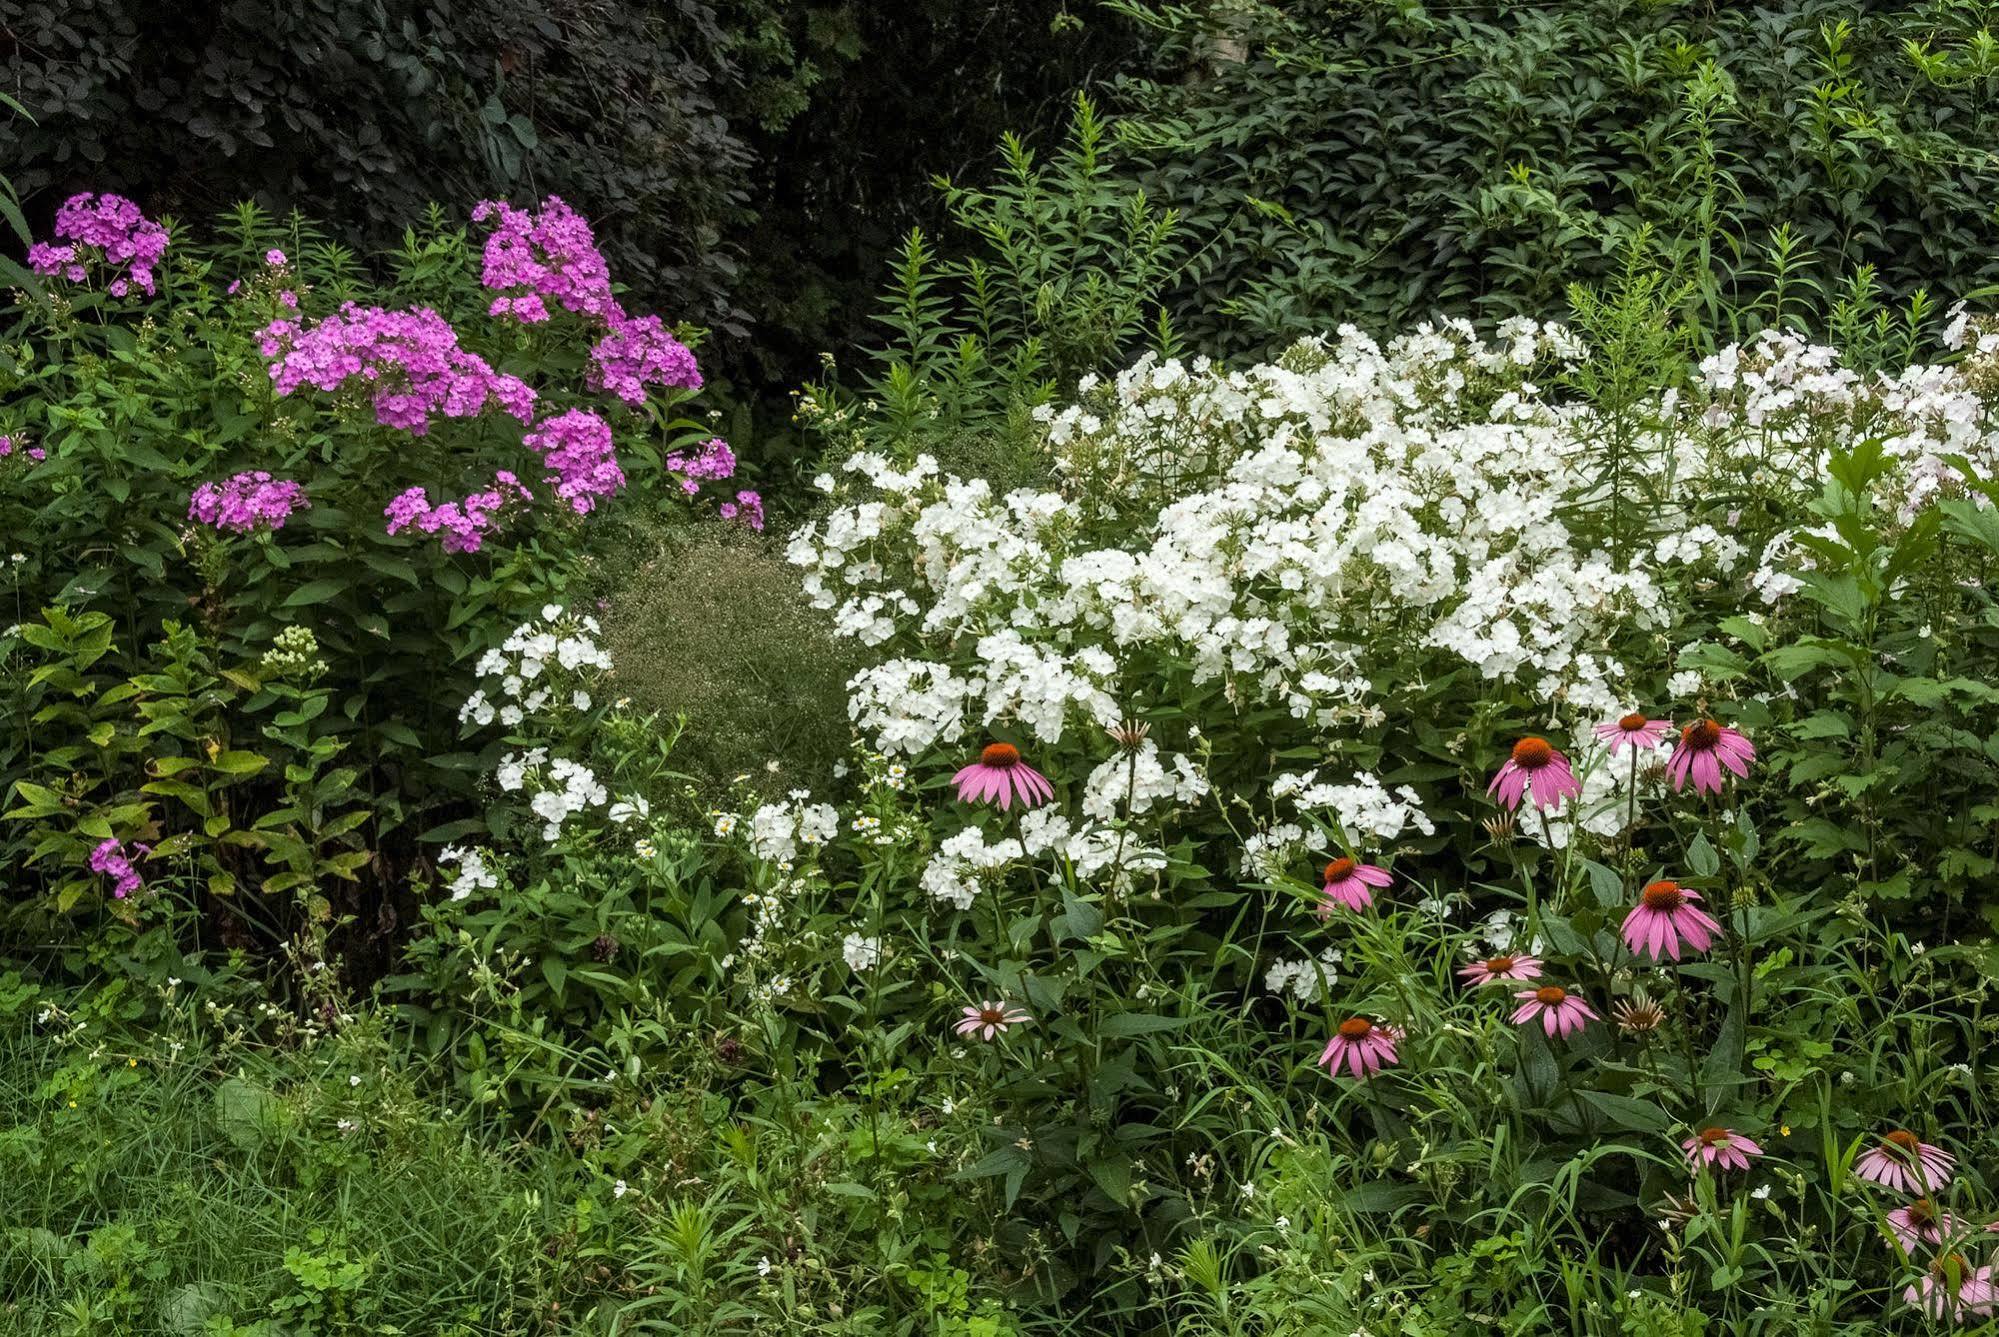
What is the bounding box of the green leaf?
[1687,833,1720,878]
[1576,1090,1674,1134]
[209,750,271,776]
[1098,1012,1189,1038]
[282,578,349,608]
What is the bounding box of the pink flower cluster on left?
[28,193,169,298]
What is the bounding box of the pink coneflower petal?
[1669,719,1755,795]
[954,1000,1029,1041]
[1510,986,1597,1040]
[1855,1131,1955,1194]
[1681,1127,1761,1172]
[1888,1199,1959,1252]
[1488,737,1581,813]
[1596,712,1672,756]
[1906,1256,1996,1324]
[1620,881,1723,962]
[1317,1017,1398,1081]
[1458,954,1543,985]
[1318,857,1391,914]
[952,743,1054,812]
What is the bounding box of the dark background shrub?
[1,0,1146,436]
[1106,0,1999,360]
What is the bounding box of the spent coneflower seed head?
[1613,994,1666,1034]
[1106,719,1151,752]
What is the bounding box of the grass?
[603,521,863,803]
[0,1001,556,1334]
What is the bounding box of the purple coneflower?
[1458,954,1542,985]
[1318,856,1391,914]
[1621,880,1722,962]
[1888,1199,1960,1252]
[1682,1126,1762,1172]
[1856,1130,1955,1194]
[1488,736,1582,813]
[1318,1017,1398,1080]
[1905,1255,1996,1325]
[1510,985,1597,1039]
[1667,718,1755,795]
[1595,712,1671,757]
[954,1000,1029,1041]
[951,742,1054,812]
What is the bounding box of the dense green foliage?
[2,0,1140,391]
[1107,0,1999,359]
[12,4,1999,1334]
[0,201,719,978]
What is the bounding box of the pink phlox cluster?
[0,436,46,463]
[472,196,620,325]
[523,409,626,515]
[189,471,309,534]
[384,471,533,554]
[665,437,736,494]
[588,314,703,405]
[719,489,765,532]
[260,303,536,435]
[28,193,170,297]
[89,838,148,899]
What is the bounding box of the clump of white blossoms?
[1265,946,1343,1003]
[494,748,610,843]
[842,933,882,972]
[794,320,1675,760]
[796,319,1997,767]
[438,845,499,901]
[713,789,840,866]
[459,604,612,730]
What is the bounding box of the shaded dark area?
[1,1,1147,440]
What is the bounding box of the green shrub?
[0,194,729,963]
[604,523,862,799]
[1104,0,1999,358]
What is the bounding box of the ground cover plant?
[9,24,1999,1335]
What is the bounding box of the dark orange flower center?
[1619,712,1650,731]
[1932,1254,1970,1286]
[1885,1129,1923,1157]
[979,1006,1007,1025]
[1682,719,1722,751]
[1533,986,1567,1006]
[1511,736,1554,769]
[1324,857,1357,883]
[980,742,1021,768]
[1485,955,1517,973]
[1909,1199,1938,1228]
[1336,1017,1374,1040]
[1697,1127,1732,1147]
[1641,880,1685,911]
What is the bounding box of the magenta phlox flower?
[29,193,169,296]
[189,472,308,534]
[261,303,536,435]
[523,409,626,515]
[589,313,703,405]
[89,838,147,899]
[472,196,622,325]
[384,472,533,554]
